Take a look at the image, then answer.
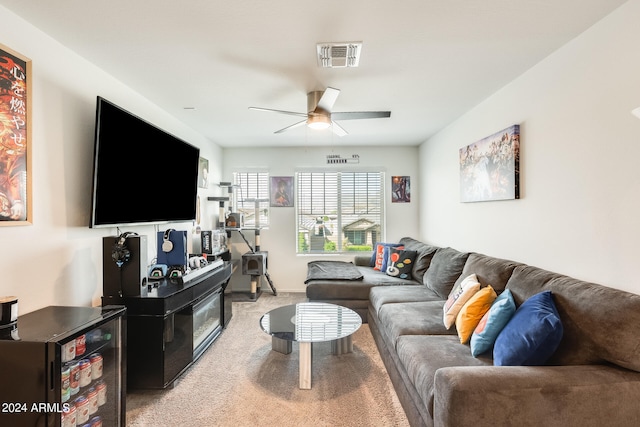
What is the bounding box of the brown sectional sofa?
[305,237,640,427]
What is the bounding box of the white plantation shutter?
[233,172,269,227]
[296,171,384,253]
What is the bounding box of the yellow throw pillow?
[456,285,497,344]
[443,273,481,329]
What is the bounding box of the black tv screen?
[90,96,200,228]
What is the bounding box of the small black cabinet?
[0,306,126,426]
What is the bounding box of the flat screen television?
[90,96,200,228]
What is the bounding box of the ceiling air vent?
[317,42,362,68]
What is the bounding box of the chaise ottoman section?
[306,262,421,321]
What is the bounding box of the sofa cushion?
[386,248,417,279]
[455,252,523,294]
[455,285,497,344]
[396,335,492,418]
[470,289,516,357]
[494,291,563,366]
[544,272,640,371]
[398,237,439,283]
[369,285,442,317]
[424,247,469,299]
[443,273,480,329]
[504,265,607,368]
[377,301,455,346]
[503,264,559,305]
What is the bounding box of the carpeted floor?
[126,292,409,427]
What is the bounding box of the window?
[233,172,270,228]
[296,171,384,253]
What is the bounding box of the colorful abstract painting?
[459,125,520,203]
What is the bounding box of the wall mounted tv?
[90,96,200,228]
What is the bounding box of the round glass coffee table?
[260,302,362,389]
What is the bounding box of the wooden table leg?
[299,342,312,389]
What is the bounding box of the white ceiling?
[0,0,627,148]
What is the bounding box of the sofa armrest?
[354,255,372,267]
[433,364,640,427]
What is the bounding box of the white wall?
[0,7,223,315]
[222,145,419,293]
[5,0,635,313]
[419,0,640,295]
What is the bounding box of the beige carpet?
[126,292,409,427]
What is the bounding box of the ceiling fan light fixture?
[307,114,331,130]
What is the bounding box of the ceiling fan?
[248,87,391,136]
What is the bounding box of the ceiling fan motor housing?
[308,91,328,115]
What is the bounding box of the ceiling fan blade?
[274,120,307,134]
[249,107,307,118]
[331,111,391,120]
[331,121,348,137]
[315,87,341,112]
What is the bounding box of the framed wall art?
[0,44,32,225]
[270,176,293,207]
[391,176,410,203]
[459,124,520,203]
[198,157,209,189]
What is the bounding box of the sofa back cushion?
[456,253,523,294]
[398,237,439,283]
[424,247,469,299]
[506,265,640,372]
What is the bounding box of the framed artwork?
[0,44,32,225]
[459,124,520,203]
[392,176,410,203]
[198,157,209,188]
[270,176,293,207]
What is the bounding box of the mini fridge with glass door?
[0,305,126,427]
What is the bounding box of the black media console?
[103,258,232,389]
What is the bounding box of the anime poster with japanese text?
[0,44,31,224]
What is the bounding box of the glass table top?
[260,302,362,343]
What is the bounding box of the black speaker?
[103,234,148,297]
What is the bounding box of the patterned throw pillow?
[369,242,398,266]
[470,289,516,357]
[385,248,417,279]
[455,285,497,344]
[443,273,481,329]
[493,290,563,366]
[373,243,403,272]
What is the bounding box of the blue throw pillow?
[493,290,563,366]
[470,289,516,357]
